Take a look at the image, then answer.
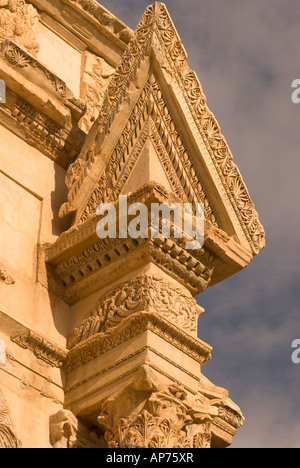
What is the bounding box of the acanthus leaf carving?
[217,404,244,429]
[97,366,216,449]
[0,387,21,448]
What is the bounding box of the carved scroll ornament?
[68,274,202,348]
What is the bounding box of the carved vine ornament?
[68,0,133,44]
[68,274,202,349]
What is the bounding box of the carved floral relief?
[68,275,201,348]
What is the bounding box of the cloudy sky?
[99,0,300,448]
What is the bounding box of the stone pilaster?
[44,1,264,448]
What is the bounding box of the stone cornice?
[0,39,86,167]
[68,274,204,346]
[0,39,86,121]
[29,0,133,67]
[66,311,212,373]
[47,182,252,302]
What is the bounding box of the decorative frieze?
[11,330,67,368]
[48,182,218,300]
[97,365,217,448]
[7,96,86,166]
[0,39,66,96]
[66,311,212,373]
[69,275,203,348]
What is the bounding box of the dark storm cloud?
[99,0,300,447]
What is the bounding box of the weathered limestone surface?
[0,0,264,448]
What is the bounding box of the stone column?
[47,1,264,448]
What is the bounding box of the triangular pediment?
[60,2,265,256]
[121,132,173,194]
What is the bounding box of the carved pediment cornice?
[68,274,205,348]
[29,0,133,67]
[59,2,265,256]
[46,181,251,302]
[11,329,67,368]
